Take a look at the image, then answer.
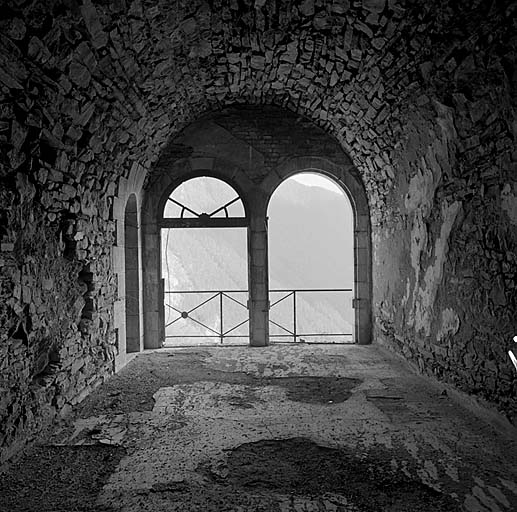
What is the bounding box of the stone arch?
[124,194,142,353]
[262,157,372,345]
[111,162,146,369]
[142,105,371,347]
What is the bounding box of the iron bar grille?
[164,289,354,345]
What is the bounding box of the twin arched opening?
[138,106,372,350]
[140,161,371,347]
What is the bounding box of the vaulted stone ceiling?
[2,0,515,214]
[0,0,516,463]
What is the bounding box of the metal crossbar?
[167,196,242,219]
[162,197,248,229]
[164,288,354,344]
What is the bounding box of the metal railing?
[164,290,249,344]
[269,289,353,343]
[164,288,354,344]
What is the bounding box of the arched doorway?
[124,194,141,353]
[261,156,371,345]
[267,172,355,343]
[159,176,249,346]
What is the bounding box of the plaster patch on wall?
[372,232,383,266]
[434,100,458,148]
[401,278,411,308]
[410,213,427,271]
[405,153,443,328]
[414,201,462,336]
[501,183,517,225]
[438,308,460,341]
[405,155,439,215]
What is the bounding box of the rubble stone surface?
[0,0,516,463]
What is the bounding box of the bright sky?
[291,172,343,194]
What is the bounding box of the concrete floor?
[2,344,517,511]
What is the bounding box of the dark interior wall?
[372,3,517,423]
[1,0,516,463]
[0,0,157,463]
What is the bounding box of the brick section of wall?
[147,105,355,186]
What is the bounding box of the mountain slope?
[162,177,355,342]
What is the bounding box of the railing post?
[159,278,165,346]
[220,292,223,344]
[293,291,297,342]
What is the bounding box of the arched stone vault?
[142,106,372,347]
[1,0,516,462]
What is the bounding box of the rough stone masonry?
[0,0,516,465]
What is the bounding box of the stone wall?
[372,2,517,423]
[1,0,516,463]
[0,0,154,463]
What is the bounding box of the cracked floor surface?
[1,344,516,511]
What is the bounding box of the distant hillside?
[162,177,355,344]
[268,179,354,289]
